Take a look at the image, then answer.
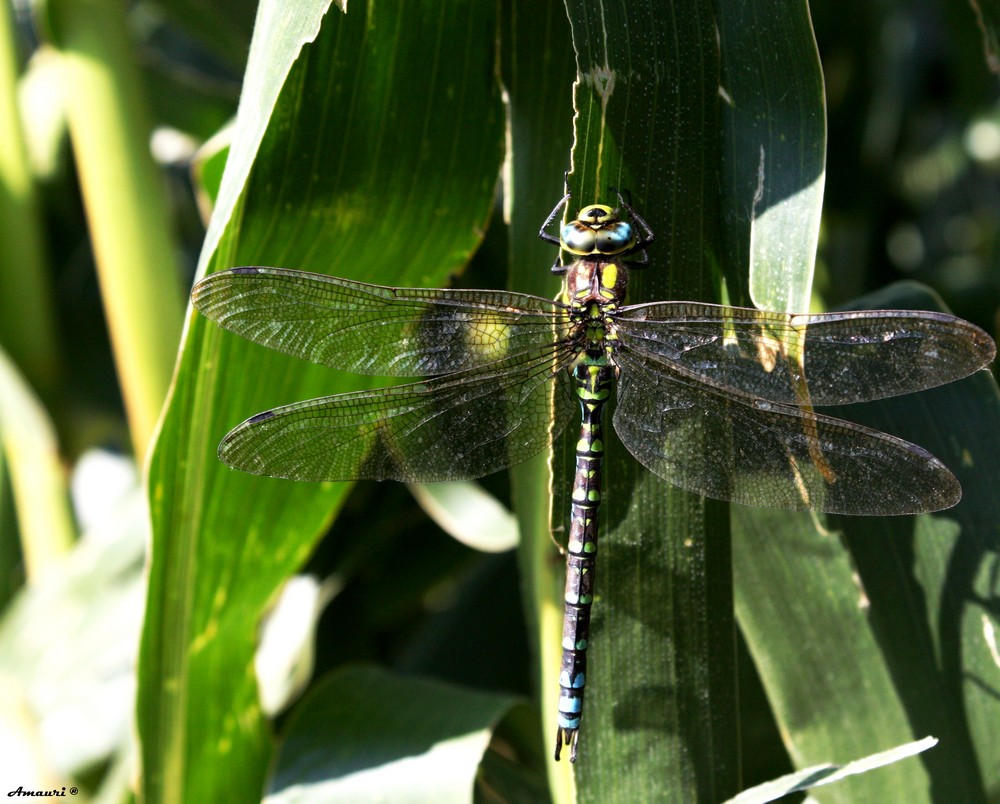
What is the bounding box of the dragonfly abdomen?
[556,360,613,762]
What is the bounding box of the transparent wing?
[219,346,576,482]
[614,301,994,405]
[612,346,960,515]
[192,267,568,376]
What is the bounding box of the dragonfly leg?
[542,191,572,273]
[609,186,655,252]
[540,191,572,248]
[625,244,651,268]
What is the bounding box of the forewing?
[612,347,960,515]
[192,267,567,376]
[218,347,576,482]
[614,301,994,405]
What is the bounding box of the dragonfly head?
[561,204,637,257]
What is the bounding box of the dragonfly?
[192,189,995,762]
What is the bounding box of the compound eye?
[561,221,597,254]
[595,221,635,254]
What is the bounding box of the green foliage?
[142,2,505,801]
[0,0,998,802]
[550,2,736,798]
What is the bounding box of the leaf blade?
[140,3,505,801]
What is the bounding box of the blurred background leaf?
[264,664,531,803]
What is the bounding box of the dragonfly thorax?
[563,257,629,312]
[561,205,636,257]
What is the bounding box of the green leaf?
[516,0,738,799]
[734,282,1000,802]
[718,0,826,313]
[0,0,60,398]
[136,4,1000,803]
[726,737,939,804]
[408,482,519,553]
[0,345,75,577]
[508,3,752,800]
[501,2,579,799]
[46,0,187,457]
[265,665,524,803]
[513,0,829,799]
[139,2,504,801]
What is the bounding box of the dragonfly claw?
[554,726,580,762]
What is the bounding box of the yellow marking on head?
[577,204,615,223]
